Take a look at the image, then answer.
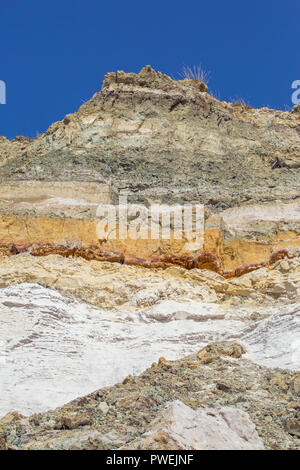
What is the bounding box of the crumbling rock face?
[1,65,299,205]
[0,254,299,423]
[102,65,209,93]
[0,66,300,274]
[0,67,300,451]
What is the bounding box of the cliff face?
[1,65,300,203]
[1,69,300,450]
[0,66,300,275]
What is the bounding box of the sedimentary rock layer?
[1,67,300,451]
[1,66,300,275]
[0,254,299,419]
[0,207,299,276]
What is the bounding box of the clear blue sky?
[1,0,299,139]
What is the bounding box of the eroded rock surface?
[0,67,300,451]
[0,255,299,419]
[0,66,300,274]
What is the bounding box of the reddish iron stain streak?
[0,243,294,279]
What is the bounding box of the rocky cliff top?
[1,66,300,210]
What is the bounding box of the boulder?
[122,400,264,450]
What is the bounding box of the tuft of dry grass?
[181,65,210,84]
[231,96,253,109]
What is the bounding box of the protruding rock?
[292,104,300,114]
[54,411,93,430]
[102,65,208,93]
[122,401,264,450]
[197,342,246,362]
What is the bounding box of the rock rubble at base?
[0,342,299,450]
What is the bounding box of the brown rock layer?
[0,212,300,277]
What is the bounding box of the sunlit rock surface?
[0,263,299,416]
[1,67,300,274]
[0,67,300,450]
[122,401,265,450]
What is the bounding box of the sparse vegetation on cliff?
[181,65,210,84]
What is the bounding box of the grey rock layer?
[0,66,300,211]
